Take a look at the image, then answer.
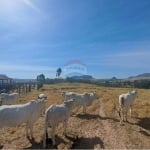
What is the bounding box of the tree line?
[36,74,150,89]
[36,67,150,89]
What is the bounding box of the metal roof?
[0,74,12,80]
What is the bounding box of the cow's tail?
[120,97,124,106]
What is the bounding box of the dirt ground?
[0,83,150,149]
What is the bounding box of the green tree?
[37,74,45,83]
[56,68,62,78]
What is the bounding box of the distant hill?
[128,73,150,80]
[68,75,94,80]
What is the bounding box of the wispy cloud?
[23,0,47,19]
[110,51,150,57]
[87,50,150,70]
[0,1,150,79]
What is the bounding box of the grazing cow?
[0,98,46,139]
[0,93,19,105]
[62,91,98,113]
[43,99,75,147]
[118,90,137,123]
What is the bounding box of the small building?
[0,74,13,90]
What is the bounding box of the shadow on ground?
[23,138,43,149]
[66,135,104,149]
[139,130,150,137]
[23,135,66,149]
[137,117,150,131]
[0,145,3,149]
[76,113,119,122]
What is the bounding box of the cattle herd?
[0,89,137,148]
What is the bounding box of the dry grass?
[0,83,150,149]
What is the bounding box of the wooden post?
[19,85,21,96]
[29,84,31,92]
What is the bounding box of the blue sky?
[0,0,150,79]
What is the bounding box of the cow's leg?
[118,107,123,123]
[130,105,132,118]
[43,122,48,148]
[125,109,128,122]
[83,104,86,114]
[26,123,29,137]
[63,120,68,135]
[121,108,125,122]
[29,123,34,139]
[51,126,56,146]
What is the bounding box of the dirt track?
[61,93,150,149]
[68,105,127,149]
[50,99,150,149]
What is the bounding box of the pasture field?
[0,83,150,149]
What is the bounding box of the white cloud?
[23,0,47,19]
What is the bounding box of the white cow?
[38,93,47,100]
[118,90,137,123]
[82,92,98,113]
[43,99,75,147]
[0,98,45,139]
[62,91,98,113]
[62,91,78,101]
[0,92,19,105]
[38,93,47,115]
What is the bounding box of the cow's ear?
[92,90,96,94]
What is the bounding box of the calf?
[119,90,137,123]
[43,99,75,147]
